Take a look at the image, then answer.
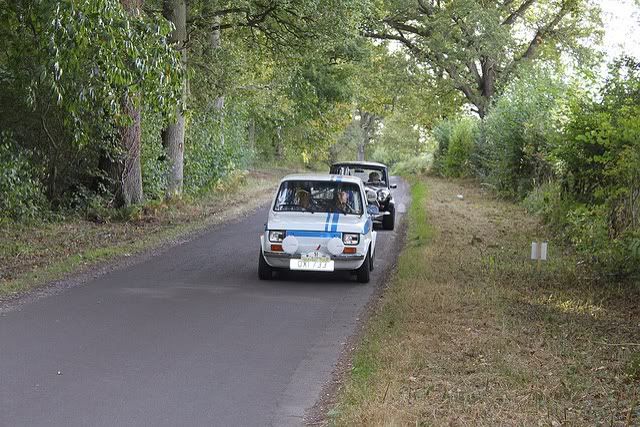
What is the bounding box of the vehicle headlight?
[269,230,286,242]
[377,189,390,202]
[342,233,360,245]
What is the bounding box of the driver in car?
[368,171,381,184]
[334,190,355,214]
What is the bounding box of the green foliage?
[443,117,479,178]
[522,181,575,231]
[184,105,252,195]
[432,116,479,178]
[0,0,182,209]
[432,57,640,279]
[552,58,640,277]
[481,67,567,198]
[392,155,432,177]
[141,112,169,201]
[371,112,426,167]
[43,0,182,139]
[366,0,602,116]
[2,0,182,145]
[0,134,46,224]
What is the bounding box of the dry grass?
[332,177,639,426]
[0,169,283,299]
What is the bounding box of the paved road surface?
[0,177,409,427]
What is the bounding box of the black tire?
[258,250,273,280]
[369,247,375,271]
[382,204,395,230]
[356,248,371,283]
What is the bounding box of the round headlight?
[377,189,390,201]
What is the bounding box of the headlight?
[342,233,360,245]
[377,189,390,202]
[269,230,286,242]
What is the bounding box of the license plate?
[290,252,334,271]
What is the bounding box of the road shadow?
[265,269,365,288]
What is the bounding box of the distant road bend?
[0,177,409,426]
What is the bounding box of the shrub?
[141,112,169,201]
[432,116,479,178]
[392,154,432,176]
[443,117,478,177]
[184,108,251,195]
[0,133,46,224]
[482,67,565,199]
[552,58,640,277]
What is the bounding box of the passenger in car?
[295,189,311,210]
[334,190,355,214]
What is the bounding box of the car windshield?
[331,165,387,187]
[273,180,363,215]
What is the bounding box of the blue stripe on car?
[363,218,372,234]
[330,212,340,232]
[287,230,341,238]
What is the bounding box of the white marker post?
[531,241,548,271]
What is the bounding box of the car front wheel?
[383,204,395,230]
[356,248,371,283]
[258,250,273,280]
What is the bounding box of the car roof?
[280,173,363,185]
[330,161,387,169]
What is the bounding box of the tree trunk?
[210,18,225,146]
[478,56,496,119]
[275,125,284,160]
[162,0,187,198]
[116,0,144,207]
[358,110,375,161]
[161,115,184,197]
[247,117,256,152]
[117,97,143,206]
[357,140,365,161]
[162,0,187,199]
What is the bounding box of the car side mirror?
[390,184,397,189]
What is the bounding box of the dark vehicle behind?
[329,161,396,230]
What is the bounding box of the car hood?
[268,211,368,234]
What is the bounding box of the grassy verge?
[332,176,639,425]
[0,169,284,300]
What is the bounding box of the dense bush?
[0,134,46,223]
[432,116,479,178]
[481,69,565,198]
[392,154,432,176]
[553,58,640,276]
[184,105,252,195]
[141,113,169,201]
[430,60,640,278]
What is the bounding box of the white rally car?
[259,174,377,283]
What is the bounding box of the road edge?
[304,177,412,425]
[0,195,273,314]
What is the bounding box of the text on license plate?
[290,256,334,271]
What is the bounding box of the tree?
[364,0,602,117]
[345,44,461,161]
[162,0,187,198]
[0,0,181,207]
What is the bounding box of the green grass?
[330,177,431,420]
[330,176,640,426]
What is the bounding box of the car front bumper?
[263,251,366,271]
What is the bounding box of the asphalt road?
[0,177,409,427]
